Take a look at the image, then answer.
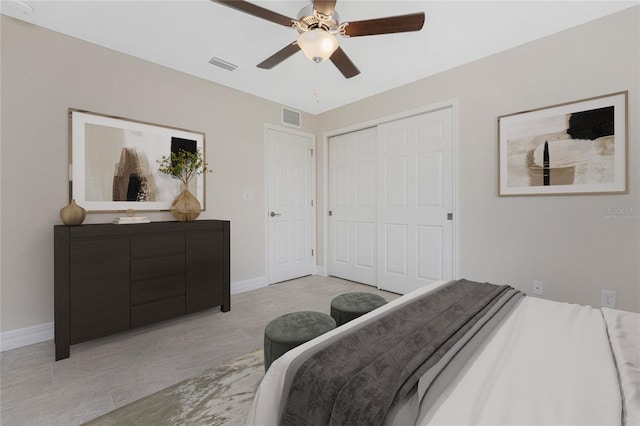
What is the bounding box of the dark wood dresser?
[54,220,230,360]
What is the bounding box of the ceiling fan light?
[297,29,339,63]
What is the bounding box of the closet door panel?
[377,107,454,294]
[328,128,377,286]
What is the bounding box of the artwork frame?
[69,109,206,212]
[498,92,627,196]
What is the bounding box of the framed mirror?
[69,109,206,212]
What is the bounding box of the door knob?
[270,211,282,217]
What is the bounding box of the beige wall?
[316,7,640,312]
[0,16,316,332]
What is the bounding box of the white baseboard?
[1,277,270,353]
[0,322,54,352]
[230,276,268,295]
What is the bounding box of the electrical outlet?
[601,290,616,308]
[533,280,544,296]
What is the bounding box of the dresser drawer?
[131,254,185,282]
[131,234,185,258]
[131,296,186,328]
[131,275,185,306]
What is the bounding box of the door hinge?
[310,149,314,157]
[447,212,453,220]
[311,249,314,256]
[311,200,314,207]
[328,210,333,216]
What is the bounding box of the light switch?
[244,191,254,202]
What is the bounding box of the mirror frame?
[69,109,206,212]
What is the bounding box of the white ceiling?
[2,1,637,114]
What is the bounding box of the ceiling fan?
[211,0,425,79]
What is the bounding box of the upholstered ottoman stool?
[330,292,387,326]
[264,311,336,371]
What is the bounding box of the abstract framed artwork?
[69,109,206,212]
[498,92,627,196]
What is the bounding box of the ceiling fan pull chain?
[313,64,321,103]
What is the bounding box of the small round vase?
[60,199,86,225]
[171,189,201,221]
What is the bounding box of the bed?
[247,279,640,426]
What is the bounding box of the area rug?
[84,350,264,426]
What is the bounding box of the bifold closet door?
[377,108,454,294]
[327,128,377,286]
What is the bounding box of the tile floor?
[0,275,397,425]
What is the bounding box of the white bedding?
[602,307,640,426]
[420,297,620,425]
[248,281,635,425]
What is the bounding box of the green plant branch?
[157,148,210,187]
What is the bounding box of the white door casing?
[266,126,315,284]
[377,107,454,294]
[327,128,377,286]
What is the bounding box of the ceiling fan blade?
[211,0,294,27]
[313,0,337,16]
[257,42,301,69]
[342,12,425,37]
[330,46,360,79]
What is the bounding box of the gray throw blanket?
[279,279,520,426]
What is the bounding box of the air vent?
[282,107,301,128]
[209,57,237,71]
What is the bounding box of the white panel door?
[328,128,377,286]
[267,127,314,284]
[377,108,453,294]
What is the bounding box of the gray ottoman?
[264,311,336,371]
[331,292,387,326]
